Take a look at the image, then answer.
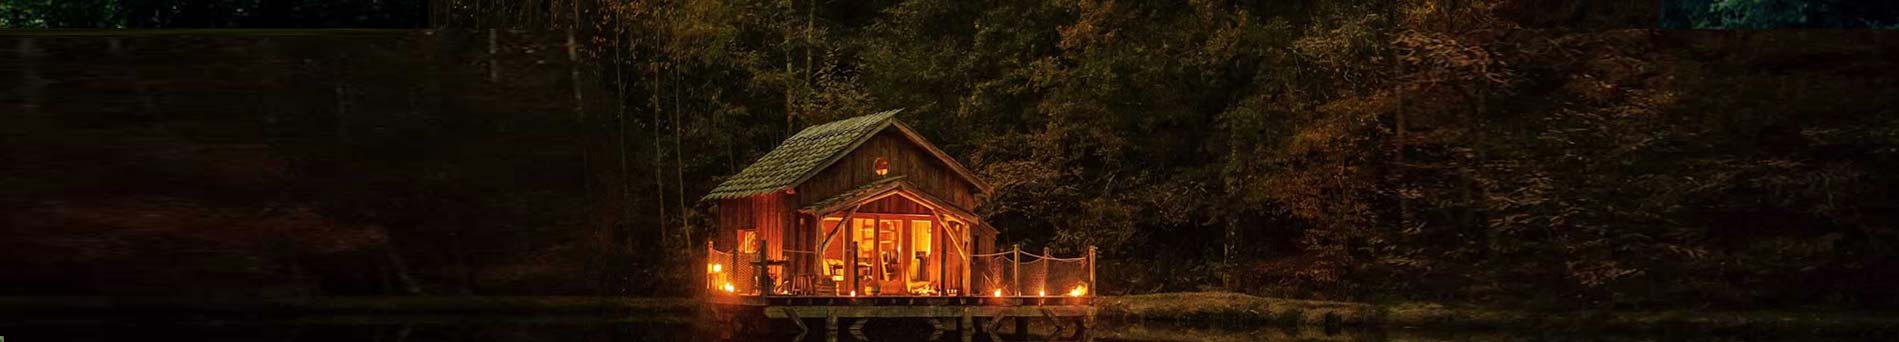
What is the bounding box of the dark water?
[0,314,1887,342]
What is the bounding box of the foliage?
[0,0,424,28]
[1,0,123,28]
[1663,0,1899,29]
[7,0,1899,310]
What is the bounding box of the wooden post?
[937,218,947,294]
[748,237,763,294]
[1011,244,1021,296]
[1041,246,1051,296]
[826,310,839,342]
[1088,245,1098,296]
[848,241,859,295]
[961,222,972,295]
[730,233,739,291]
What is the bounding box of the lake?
[0,314,1888,342]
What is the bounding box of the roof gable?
[701,109,992,201]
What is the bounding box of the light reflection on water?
[0,315,1886,342]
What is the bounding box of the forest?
[5,0,1899,311]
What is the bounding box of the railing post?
[1041,246,1051,296]
[757,238,770,295]
[848,241,859,295]
[1088,245,1097,296]
[1010,244,1021,296]
[962,223,972,295]
[729,236,739,292]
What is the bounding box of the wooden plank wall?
[798,129,979,210]
[718,193,796,285]
[861,195,933,214]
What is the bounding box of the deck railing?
[705,244,755,295]
[706,242,1097,298]
[974,245,1096,297]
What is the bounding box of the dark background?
[5,1,1899,310]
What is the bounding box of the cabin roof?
[701,109,993,201]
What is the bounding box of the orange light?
[1038,289,1046,297]
[1068,285,1088,297]
[710,263,722,273]
[849,290,857,297]
[722,283,735,293]
[992,288,1003,297]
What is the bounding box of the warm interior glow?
[710,263,722,273]
[993,288,1003,297]
[721,283,735,293]
[1068,285,1088,297]
[1038,289,1047,297]
[849,290,857,297]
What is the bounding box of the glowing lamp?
[1038,289,1046,297]
[722,283,735,293]
[710,263,722,273]
[993,288,1003,297]
[1068,285,1088,297]
[849,290,857,297]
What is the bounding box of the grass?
[1383,301,1899,335]
[1097,292,1377,327]
[1101,292,1899,336]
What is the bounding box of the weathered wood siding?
[859,195,934,214]
[717,193,796,271]
[796,129,980,210]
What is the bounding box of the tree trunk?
[488,29,499,82]
[653,61,669,247]
[785,0,797,139]
[673,65,688,249]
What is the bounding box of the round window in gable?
[874,158,890,176]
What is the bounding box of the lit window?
[874,158,890,176]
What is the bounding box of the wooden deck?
[706,295,1096,339]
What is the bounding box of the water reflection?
[0,315,1887,342]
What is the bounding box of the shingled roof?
[701,109,992,201]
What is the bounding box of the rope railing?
[704,243,758,294]
[972,244,1098,297]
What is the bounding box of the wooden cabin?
[703,109,999,297]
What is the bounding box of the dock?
[708,294,1096,340]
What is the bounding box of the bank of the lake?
[1100,292,1899,336]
